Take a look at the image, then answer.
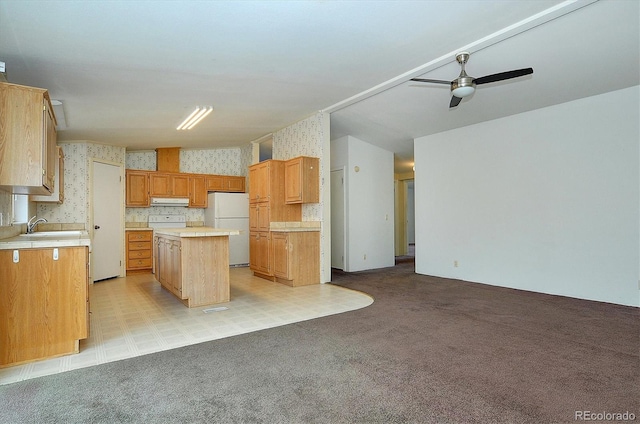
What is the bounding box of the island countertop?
[153,227,240,238]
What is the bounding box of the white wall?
[332,135,395,272]
[414,86,639,307]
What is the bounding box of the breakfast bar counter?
[153,227,240,307]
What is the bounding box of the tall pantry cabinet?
[248,160,301,279]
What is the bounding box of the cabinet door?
[249,231,271,274]
[43,99,57,191]
[189,175,207,207]
[285,158,302,204]
[172,174,190,197]
[126,170,150,207]
[249,161,269,203]
[149,173,171,197]
[249,204,259,231]
[225,176,245,192]
[0,247,88,366]
[271,232,289,279]
[249,204,271,232]
[170,240,184,298]
[206,175,225,191]
[257,204,271,231]
[156,238,169,289]
[285,156,319,204]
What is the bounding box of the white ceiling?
[1,1,638,174]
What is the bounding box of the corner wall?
[273,112,331,282]
[331,135,395,272]
[414,86,639,306]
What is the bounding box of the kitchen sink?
[20,230,86,238]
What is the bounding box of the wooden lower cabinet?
[0,246,89,367]
[271,231,320,286]
[249,231,271,278]
[126,230,153,274]
[154,234,230,307]
[156,236,184,298]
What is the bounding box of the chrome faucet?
[27,216,47,234]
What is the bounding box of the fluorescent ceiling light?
[177,106,213,130]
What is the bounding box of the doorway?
[330,168,345,270]
[90,160,124,281]
[394,178,415,258]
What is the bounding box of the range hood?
[150,197,189,207]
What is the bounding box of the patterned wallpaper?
[124,147,249,224]
[1,143,249,229]
[37,142,126,229]
[0,191,10,226]
[273,113,325,222]
[273,112,328,281]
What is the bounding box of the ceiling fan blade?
[450,96,462,108]
[410,78,451,85]
[474,68,533,85]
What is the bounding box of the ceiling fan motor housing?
[451,75,476,97]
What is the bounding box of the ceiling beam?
[322,0,598,114]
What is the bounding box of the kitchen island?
[153,227,239,307]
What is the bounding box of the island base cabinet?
[154,235,230,307]
[0,247,89,367]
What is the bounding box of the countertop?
[0,231,91,250]
[270,221,321,232]
[153,227,240,237]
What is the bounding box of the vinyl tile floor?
[0,267,373,385]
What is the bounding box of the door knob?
[94,225,100,230]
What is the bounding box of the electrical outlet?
[454,260,459,267]
[364,254,367,260]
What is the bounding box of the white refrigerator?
[204,192,250,266]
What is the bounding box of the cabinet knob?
[94,225,100,230]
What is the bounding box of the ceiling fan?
[410,52,533,108]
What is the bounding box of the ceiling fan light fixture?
[177,106,213,130]
[451,85,475,98]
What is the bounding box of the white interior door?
[331,169,345,270]
[92,161,123,281]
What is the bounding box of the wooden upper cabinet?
[225,176,245,192]
[0,82,57,195]
[126,169,150,207]
[189,174,207,208]
[31,146,64,203]
[172,174,189,197]
[206,175,245,193]
[285,156,319,204]
[156,147,180,173]
[206,175,225,191]
[149,172,189,197]
[248,161,270,203]
[126,168,245,208]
